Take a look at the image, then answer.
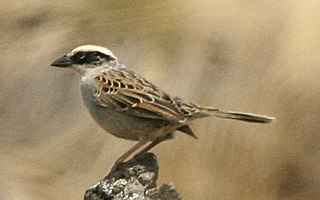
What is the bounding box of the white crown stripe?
[70,45,117,60]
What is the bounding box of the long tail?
[203,108,275,124]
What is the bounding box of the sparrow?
[51,45,274,164]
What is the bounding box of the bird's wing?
[94,68,186,123]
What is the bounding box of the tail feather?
[203,108,275,124]
[177,125,198,139]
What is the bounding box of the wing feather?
[95,68,186,122]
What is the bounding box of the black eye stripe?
[75,52,86,59]
[71,51,115,64]
[87,52,100,60]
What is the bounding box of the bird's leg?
[136,134,173,156]
[113,139,148,167]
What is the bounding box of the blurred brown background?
[1,1,320,199]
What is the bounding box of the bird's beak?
[50,55,72,67]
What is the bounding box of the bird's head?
[51,45,118,73]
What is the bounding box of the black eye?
[75,52,86,60]
[71,52,88,64]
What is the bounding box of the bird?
[51,45,274,164]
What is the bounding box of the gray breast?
[80,81,170,141]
